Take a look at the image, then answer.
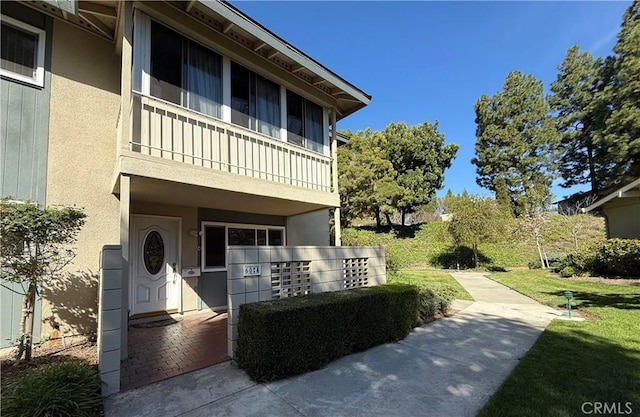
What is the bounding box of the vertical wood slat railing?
[129,92,331,192]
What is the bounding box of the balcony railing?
[130,92,332,192]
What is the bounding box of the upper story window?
[287,90,324,153]
[150,20,222,118]
[0,15,46,87]
[231,62,281,139]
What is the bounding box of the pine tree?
[604,0,640,185]
[385,121,459,225]
[472,71,560,216]
[550,45,611,194]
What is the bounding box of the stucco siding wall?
[44,19,121,338]
[286,209,330,246]
[604,199,640,239]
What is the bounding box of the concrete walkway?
[105,272,561,417]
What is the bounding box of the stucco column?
[119,174,130,360]
[118,0,133,152]
[331,109,341,246]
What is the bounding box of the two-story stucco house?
[1,0,375,354]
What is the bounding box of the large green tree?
[550,46,612,194]
[604,0,640,185]
[338,130,402,227]
[384,121,459,225]
[472,71,560,215]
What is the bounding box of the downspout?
[331,108,341,246]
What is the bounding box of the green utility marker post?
[564,291,574,317]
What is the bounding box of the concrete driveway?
[105,272,562,417]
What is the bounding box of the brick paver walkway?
[121,311,228,391]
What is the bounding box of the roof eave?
[198,0,371,113]
[582,177,640,213]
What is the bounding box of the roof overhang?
[581,177,640,213]
[23,0,371,120]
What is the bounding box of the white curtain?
[256,76,280,138]
[305,101,323,152]
[187,42,221,118]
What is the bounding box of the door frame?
[129,214,183,316]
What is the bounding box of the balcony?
[129,92,332,193]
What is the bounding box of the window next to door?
[201,223,285,272]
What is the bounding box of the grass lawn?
[391,268,474,301]
[478,270,640,417]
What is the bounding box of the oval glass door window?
[143,231,165,275]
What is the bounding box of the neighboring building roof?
[582,177,640,213]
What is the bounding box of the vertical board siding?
[0,4,51,348]
[134,94,332,192]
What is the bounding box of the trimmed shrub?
[560,266,578,278]
[570,243,598,272]
[235,284,419,382]
[486,264,507,272]
[593,239,640,277]
[547,253,571,272]
[415,283,456,322]
[1,361,101,417]
[528,259,542,269]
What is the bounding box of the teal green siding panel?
[0,282,42,348]
[0,2,51,348]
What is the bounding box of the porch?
[97,244,386,395]
[121,310,228,391]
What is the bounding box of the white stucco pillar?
[119,1,133,153]
[331,109,341,246]
[119,174,130,360]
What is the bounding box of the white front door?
[130,216,181,316]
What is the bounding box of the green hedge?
[592,238,640,277]
[235,284,419,382]
[569,239,640,277]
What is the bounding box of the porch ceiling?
[123,176,333,217]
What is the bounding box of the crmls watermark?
[581,402,633,415]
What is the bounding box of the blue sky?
[233,1,630,200]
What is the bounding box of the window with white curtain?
[149,20,222,118]
[0,15,46,87]
[231,61,281,139]
[287,90,324,153]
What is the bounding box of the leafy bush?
[570,243,598,272]
[385,246,400,280]
[486,265,507,272]
[236,284,419,382]
[431,245,491,269]
[546,252,571,272]
[560,266,578,278]
[528,259,542,269]
[415,283,456,322]
[592,239,640,277]
[1,361,101,417]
